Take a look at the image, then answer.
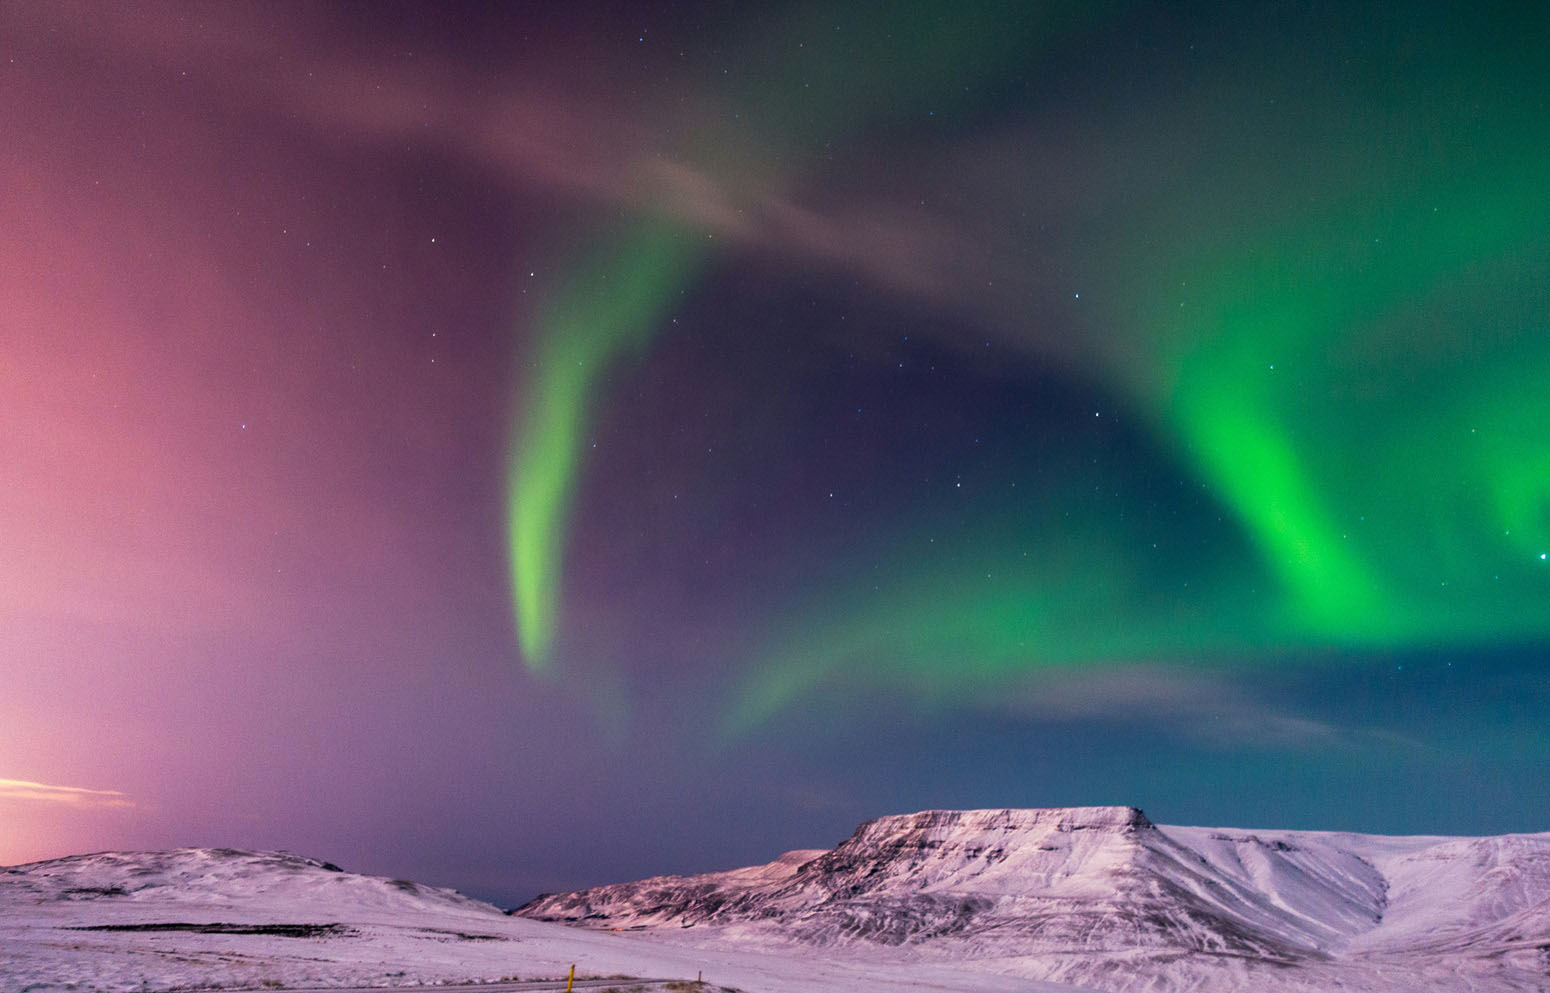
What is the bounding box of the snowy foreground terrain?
[0,846,1056,993]
[6,808,1550,993]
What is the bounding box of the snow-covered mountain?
[516,806,1550,992]
[8,814,1549,993]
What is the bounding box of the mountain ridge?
[515,805,1550,991]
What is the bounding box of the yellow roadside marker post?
[565,964,574,992]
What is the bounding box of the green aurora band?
[506,221,701,668]
[729,214,1550,732]
[508,2,1549,720]
[506,1,1091,671]
[724,8,1550,732]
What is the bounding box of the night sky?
[4,0,1548,905]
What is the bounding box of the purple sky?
[5,1,1548,905]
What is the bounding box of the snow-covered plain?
[5,808,1549,993]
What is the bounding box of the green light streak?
[725,495,1277,737]
[1147,148,1550,645]
[507,221,700,669]
[728,24,1550,729]
[507,3,1549,723]
[504,3,1100,673]
[1169,361,1389,639]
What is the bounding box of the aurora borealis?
[4,0,1548,903]
[508,220,702,668]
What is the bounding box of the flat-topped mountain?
[516,806,1550,991]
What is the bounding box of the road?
[229,981,691,993]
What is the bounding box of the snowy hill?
[516,806,1550,992]
[0,847,1066,993]
[2,847,497,918]
[2,848,520,991]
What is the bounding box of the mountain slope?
[517,807,1550,992]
